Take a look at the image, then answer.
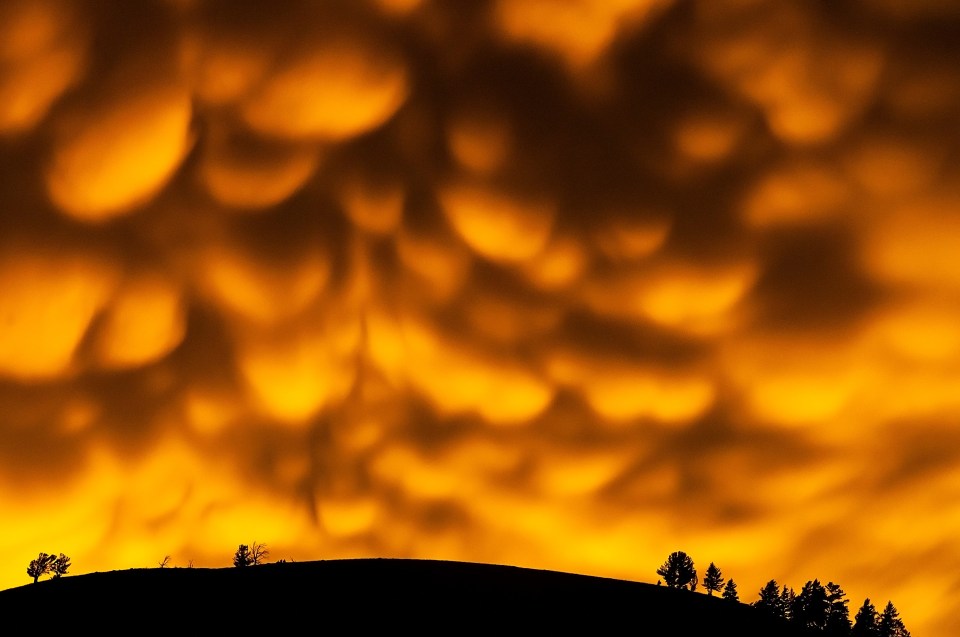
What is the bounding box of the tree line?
[656,550,911,637]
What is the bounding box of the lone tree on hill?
[722,578,739,602]
[852,598,879,637]
[233,544,253,567]
[703,562,723,596]
[26,552,57,583]
[656,550,698,591]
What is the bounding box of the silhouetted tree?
[251,541,269,565]
[26,552,56,583]
[703,562,723,596]
[877,601,910,637]
[722,578,739,602]
[824,581,851,636]
[158,555,171,568]
[656,551,698,591]
[852,598,879,637]
[794,579,830,631]
[754,580,785,619]
[780,585,796,623]
[233,544,253,567]
[51,553,70,579]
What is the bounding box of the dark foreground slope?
[0,558,806,634]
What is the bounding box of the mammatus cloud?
[1,0,959,633]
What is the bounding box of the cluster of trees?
[755,578,910,637]
[655,551,910,636]
[656,551,739,600]
[232,541,269,567]
[26,552,70,583]
[851,599,910,637]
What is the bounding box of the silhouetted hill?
[0,558,809,633]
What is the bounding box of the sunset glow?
[1,1,958,634]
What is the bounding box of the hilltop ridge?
[0,557,808,634]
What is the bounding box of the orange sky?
[1,0,959,633]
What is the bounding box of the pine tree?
[656,551,698,591]
[703,562,723,596]
[722,578,739,602]
[233,543,253,567]
[824,581,852,636]
[794,579,830,631]
[780,585,796,623]
[754,579,785,619]
[877,601,910,637]
[852,598,879,637]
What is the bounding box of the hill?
[0,558,808,633]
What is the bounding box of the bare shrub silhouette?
[251,541,269,565]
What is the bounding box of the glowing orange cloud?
[45,85,194,220]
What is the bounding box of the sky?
[1,0,958,633]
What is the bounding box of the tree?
[722,578,739,602]
[780,585,796,623]
[754,579,785,619]
[824,581,851,636]
[250,541,269,565]
[794,579,830,631]
[703,562,723,596]
[852,598,879,637]
[26,552,56,583]
[233,544,253,567]
[158,555,171,568]
[656,551,698,591]
[877,601,910,637]
[51,553,70,579]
